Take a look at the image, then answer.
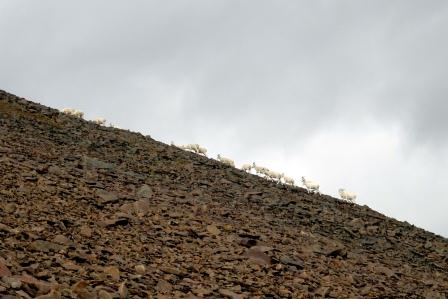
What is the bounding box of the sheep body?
[190,144,207,156]
[217,154,235,167]
[252,162,269,176]
[61,108,84,118]
[171,142,207,156]
[109,123,121,129]
[282,174,295,186]
[93,117,107,125]
[339,188,356,203]
[73,110,84,118]
[265,169,282,183]
[301,176,320,194]
[62,108,75,114]
[241,163,252,172]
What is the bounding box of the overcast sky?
[1,1,447,237]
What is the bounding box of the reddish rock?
[0,90,447,298]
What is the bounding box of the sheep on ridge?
[109,123,122,129]
[93,117,107,126]
[338,188,356,203]
[61,108,84,119]
[73,110,84,118]
[241,163,253,172]
[302,176,320,194]
[281,174,295,186]
[62,108,75,115]
[264,169,282,183]
[252,162,269,176]
[171,142,207,156]
[191,144,207,156]
[217,154,235,167]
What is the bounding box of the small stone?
[118,281,128,299]
[4,203,16,213]
[278,286,291,297]
[223,224,233,231]
[82,156,115,170]
[2,276,22,289]
[218,289,246,299]
[280,258,304,269]
[15,290,32,299]
[96,189,119,204]
[242,247,271,266]
[136,184,153,199]
[19,274,53,294]
[52,234,71,245]
[155,280,172,293]
[134,199,151,215]
[160,266,184,276]
[98,289,113,299]
[103,266,120,281]
[72,280,89,291]
[206,225,221,236]
[35,290,62,299]
[0,261,11,277]
[135,264,146,275]
[28,240,64,252]
[79,226,92,238]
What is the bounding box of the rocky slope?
[0,89,447,298]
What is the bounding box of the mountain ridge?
[0,89,447,298]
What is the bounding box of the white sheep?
[93,117,107,125]
[73,109,84,118]
[301,176,320,194]
[61,108,83,118]
[172,142,207,156]
[252,162,269,176]
[217,154,235,167]
[338,188,356,203]
[62,108,75,115]
[241,163,253,172]
[196,145,207,156]
[187,143,199,152]
[171,142,190,151]
[281,174,295,186]
[264,169,282,183]
[187,144,206,156]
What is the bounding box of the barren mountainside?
[0,89,447,298]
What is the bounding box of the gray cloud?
[1,0,448,236]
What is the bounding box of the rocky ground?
[0,89,447,298]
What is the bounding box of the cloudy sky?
[1,1,447,237]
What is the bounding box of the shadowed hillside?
[0,90,447,298]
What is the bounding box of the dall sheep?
[217,154,235,167]
[252,162,269,176]
[171,141,190,151]
[264,169,282,183]
[338,188,356,203]
[301,176,320,194]
[61,108,84,119]
[73,110,84,118]
[191,144,207,156]
[282,174,295,186]
[93,117,107,126]
[62,108,75,115]
[241,163,253,172]
[109,123,122,129]
[171,142,207,156]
